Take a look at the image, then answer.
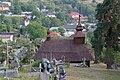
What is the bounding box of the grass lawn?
[66,63,120,80]
[0,63,120,80]
[20,0,30,3]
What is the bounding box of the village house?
[63,23,76,31]
[63,23,86,37]
[64,31,75,37]
[2,1,11,6]
[46,13,56,18]
[0,32,19,42]
[49,32,61,37]
[70,12,88,24]
[19,16,30,28]
[34,15,93,67]
[0,34,13,42]
[0,3,9,11]
[1,32,19,37]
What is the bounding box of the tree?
[25,21,47,40]
[3,17,13,32]
[20,2,37,12]
[0,14,5,23]
[56,12,66,21]
[56,12,71,22]
[0,44,6,63]
[0,23,7,33]
[95,0,120,69]
[58,27,65,36]
[12,17,22,29]
[50,18,62,27]
[13,4,21,14]
[91,26,104,64]
[31,10,44,20]
[41,17,51,27]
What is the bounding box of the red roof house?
[70,12,88,22]
[50,32,61,36]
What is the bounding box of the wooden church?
[33,15,93,67]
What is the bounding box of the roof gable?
[34,39,93,61]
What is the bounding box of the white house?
[0,35,13,42]
[64,31,75,37]
[19,16,30,28]
[46,13,56,18]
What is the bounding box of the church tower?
[74,15,85,44]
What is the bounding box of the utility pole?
[29,40,32,71]
[6,41,9,68]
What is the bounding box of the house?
[19,16,30,28]
[1,32,19,37]
[0,35,13,42]
[63,23,85,31]
[34,15,93,67]
[70,12,88,22]
[63,23,76,31]
[0,3,9,11]
[70,12,80,19]
[46,13,56,18]
[21,12,32,15]
[64,31,75,37]
[50,27,59,31]
[50,32,61,37]
[2,2,11,6]
[35,38,45,43]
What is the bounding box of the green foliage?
[20,2,37,12]
[25,21,47,39]
[93,0,120,66]
[0,23,7,33]
[41,17,51,27]
[46,5,55,11]
[51,35,61,38]
[0,45,6,63]
[58,27,65,36]
[20,65,31,73]
[117,52,120,65]
[33,40,41,48]
[12,0,21,14]
[15,38,29,47]
[31,10,44,20]
[64,62,70,68]
[32,61,40,67]
[50,18,62,27]
[52,29,58,32]
[56,12,72,23]
[34,0,96,22]
[0,15,23,33]
[87,31,94,43]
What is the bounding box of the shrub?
[64,62,70,68]
[32,61,40,67]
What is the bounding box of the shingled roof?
[33,39,93,62]
[33,15,93,62]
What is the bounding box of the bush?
[64,62,70,68]
[32,61,40,67]
[20,65,31,73]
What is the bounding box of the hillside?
[85,0,103,3]
[20,0,103,3]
